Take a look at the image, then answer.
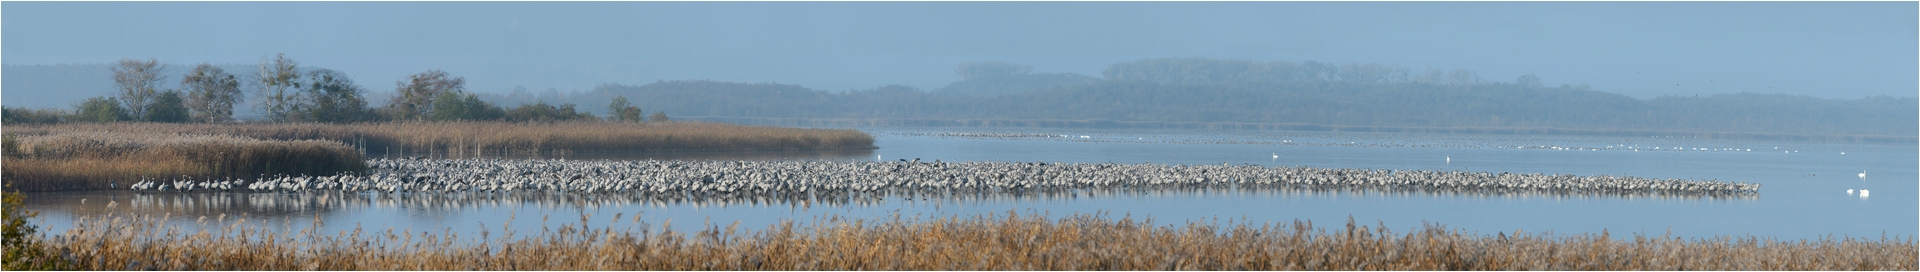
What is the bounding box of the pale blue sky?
[4,1,1914,99]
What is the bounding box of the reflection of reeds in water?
[35,211,1918,270]
[3,132,365,191]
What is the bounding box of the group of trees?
[3,54,667,125]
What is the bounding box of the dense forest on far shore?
[509,59,1913,140]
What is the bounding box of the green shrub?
[73,96,131,123]
[3,191,75,270]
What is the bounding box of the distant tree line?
[560,58,1912,137]
[11,56,1909,137]
[2,54,671,125]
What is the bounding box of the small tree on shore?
[298,69,374,123]
[73,96,131,123]
[391,70,465,120]
[144,91,191,123]
[649,111,668,122]
[608,96,643,122]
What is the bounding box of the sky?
[4,1,1915,99]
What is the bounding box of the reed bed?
[2,132,366,191]
[4,121,876,157]
[28,211,1917,270]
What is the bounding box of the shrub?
[73,96,131,123]
[2,191,75,270]
[144,90,192,123]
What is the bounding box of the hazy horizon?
[5,2,1915,100]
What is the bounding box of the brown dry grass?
[30,211,1917,270]
[5,121,875,158]
[2,121,872,191]
[2,132,366,191]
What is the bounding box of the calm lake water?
[21,128,1918,241]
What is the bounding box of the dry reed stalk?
[32,212,1917,270]
[3,132,365,191]
[5,121,875,157]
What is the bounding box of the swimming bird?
[1859,189,1870,198]
[1859,171,1865,179]
[1848,189,1855,195]
[1446,156,1451,163]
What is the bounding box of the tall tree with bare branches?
[112,58,167,120]
[181,63,244,122]
[252,53,303,122]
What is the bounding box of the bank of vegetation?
[2,122,874,191]
[1,132,366,192]
[11,211,1914,270]
[0,54,875,191]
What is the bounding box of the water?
[22,128,1916,240]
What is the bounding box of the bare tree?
[390,70,465,120]
[113,58,167,120]
[252,53,303,121]
[181,63,244,122]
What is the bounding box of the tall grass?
[31,211,1917,270]
[2,132,366,191]
[2,121,872,191]
[5,121,876,157]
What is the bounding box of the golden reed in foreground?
[27,212,1916,270]
[2,121,875,191]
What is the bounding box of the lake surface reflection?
[22,128,1917,241]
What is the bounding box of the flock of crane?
[128,158,1762,201]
